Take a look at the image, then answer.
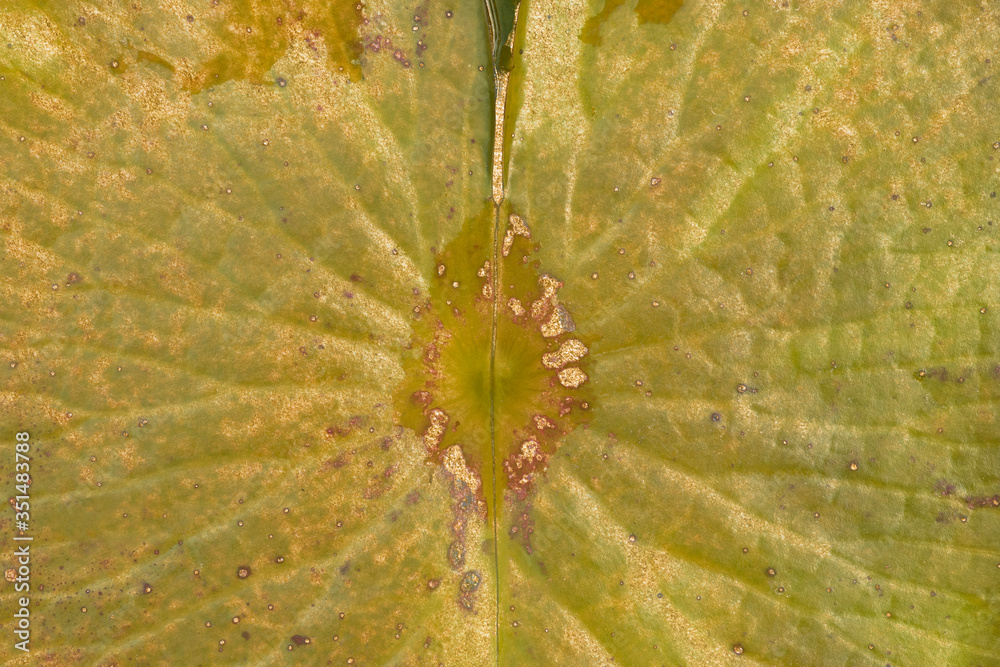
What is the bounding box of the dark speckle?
[965,494,1000,509]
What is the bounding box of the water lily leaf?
[1,0,998,664]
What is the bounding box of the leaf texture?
[1,0,999,665]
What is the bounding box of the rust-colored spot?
[965,494,1000,509]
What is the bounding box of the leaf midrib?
[485,2,515,664]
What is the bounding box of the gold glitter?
[442,444,481,494]
[542,338,588,369]
[423,408,449,448]
[502,214,532,257]
[558,367,588,388]
[478,260,492,299]
[492,69,510,203]
[531,274,563,319]
[533,414,556,430]
[541,304,576,338]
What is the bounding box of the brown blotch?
[185,0,364,92]
[965,494,1000,509]
[580,0,684,45]
[935,479,956,497]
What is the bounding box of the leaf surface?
[1,0,999,665]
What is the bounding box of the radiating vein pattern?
[1,0,999,665]
[0,0,498,664]
[498,0,1000,664]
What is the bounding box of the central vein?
[486,3,514,661]
[488,64,507,667]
